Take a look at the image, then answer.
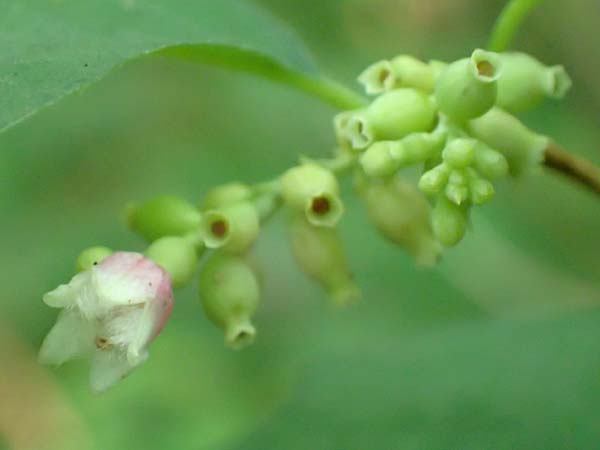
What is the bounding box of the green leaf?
[0,0,362,135]
[230,311,600,450]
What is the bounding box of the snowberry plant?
[30,0,600,392]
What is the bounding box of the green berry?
[366,88,437,141]
[434,49,501,122]
[288,214,360,307]
[467,108,548,175]
[145,236,198,288]
[497,52,572,112]
[127,195,202,242]
[360,141,401,178]
[201,182,251,210]
[363,178,442,266]
[199,252,260,350]
[390,131,447,167]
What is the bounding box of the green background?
[1,0,599,449]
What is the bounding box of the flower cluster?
[39,48,571,392]
[339,49,571,246]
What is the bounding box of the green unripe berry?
[145,236,198,288]
[200,202,260,253]
[435,49,501,122]
[127,195,202,242]
[473,142,509,180]
[419,162,451,195]
[199,253,260,350]
[442,138,476,168]
[201,182,251,210]
[432,196,469,246]
[365,89,437,141]
[360,141,401,178]
[389,131,447,167]
[467,108,548,175]
[288,214,360,307]
[497,52,572,112]
[76,246,113,272]
[390,55,437,92]
[280,164,344,227]
[363,178,442,266]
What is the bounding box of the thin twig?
[544,142,600,195]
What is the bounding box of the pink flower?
[39,252,173,392]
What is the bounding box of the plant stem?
[488,0,545,52]
[544,142,600,194]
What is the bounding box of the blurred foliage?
[0,0,599,449]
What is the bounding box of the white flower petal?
[89,348,147,393]
[38,309,96,365]
[43,271,91,308]
[93,252,166,308]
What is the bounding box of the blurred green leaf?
[0,0,318,133]
[230,311,600,450]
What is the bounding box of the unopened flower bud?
[145,236,197,288]
[365,89,437,141]
[127,195,202,242]
[435,49,502,122]
[497,52,572,112]
[363,178,442,266]
[358,60,396,94]
[288,215,360,306]
[445,170,469,205]
[419,162,452,195]
[280,164,344,227]
[442,138,476,168]
[360,141,401,178]
[389,55,437,92]
[76,246,113,272]
[432,196,469,246]
[466,169,495,205]
[201,182,251,210]
[199,253,260,350]
[467,108,548,175]
[390,131,447,167]
[206,202,260,253]
[473,141,509,180]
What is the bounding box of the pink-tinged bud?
[39,252,173,393]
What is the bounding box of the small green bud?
[360,141,401,178]
[365,89,437,141]
[473,141,509,180]
[363,178,442,266]
[145,236,198,288]
[76,246,113,272]
[389,131,447,167]
[466,169,495,205]
[445,170,469,205]
[419,162,451,195]
[288,214,360,307]
[497,52,572,112]
[358,60,396,94]
[199,253,260,349]
[467,108,548,175]
[434,49,502,122]
[127,195,202,242]
[432,196,469,246]
[280,164,344,227]
[442,138,476,168]
[201,182,251,210]
[389,55,437,92]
